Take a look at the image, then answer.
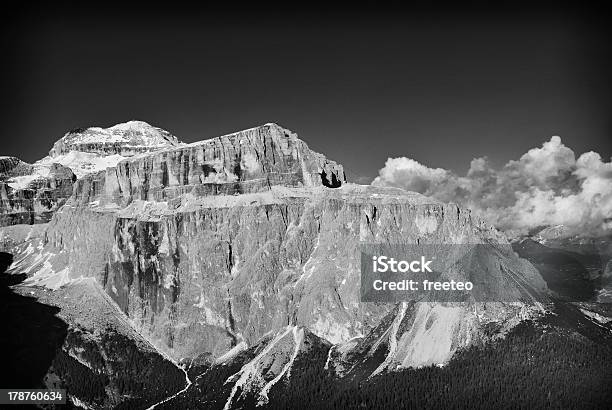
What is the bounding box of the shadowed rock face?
[0,156,32,176]
[0,157,75,226]
[3,122,548,388]
[0,251,69,390]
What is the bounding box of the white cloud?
[373,157,450,193]
[372,137,612,237]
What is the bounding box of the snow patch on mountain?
[5,162,52,189]
[42,121,184,178]
[7,174,43,190]
[37,151,126,178]
[50,120,182,157]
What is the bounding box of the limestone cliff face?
[26,185,545,365]
[4,122,547,381]
[72,123,345,206]
[0,157,75,226]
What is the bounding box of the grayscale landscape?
[2,4,610,409]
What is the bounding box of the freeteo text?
[370,255,473,292]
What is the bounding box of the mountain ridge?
[0,121,570,409]
[5,122,547,365]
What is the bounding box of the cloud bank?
[372,136,612,236]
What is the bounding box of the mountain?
[48,120,183,159]
[0,156,75,226]
[1,122,610,409]
[0,266,187,409]
[511,226,612,304]
[0,121,183,227]
[42,120,183,179]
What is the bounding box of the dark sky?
[2,4,610,182]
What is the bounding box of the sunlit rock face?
[72,123,346,206]
[4,122,547,381]
[0,156,75,226]
[1,121,185,226]
[48,120,182,158]
[40,120,185,180]
[35,183,545,371]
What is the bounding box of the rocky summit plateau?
[1,121,610,409]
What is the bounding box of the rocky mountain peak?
[71,122,346,206]
[48,120,183,158]
[2,122,552,397]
